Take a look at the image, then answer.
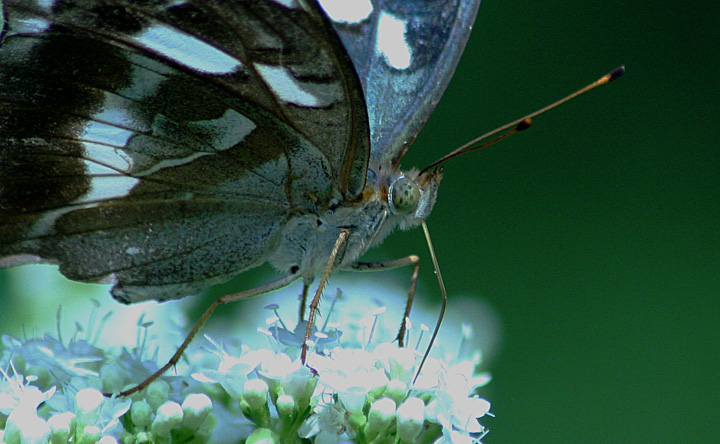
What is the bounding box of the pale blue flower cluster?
[0,332,214,444]
[0,295,492,443]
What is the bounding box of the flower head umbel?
[1,287,493,443]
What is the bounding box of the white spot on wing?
[13,17,51,33]
[83,156,127,176]
[255,63,340,107]
[81,143,133,172]
[134,109,258,176]
[27,174,140,237]
[376,12,412,70]
[93,93,136,128]
[78,176,140,204]
[133,23,242,75]
[318,0,373,23]
[26,113,140,237]
[80,121,133,147]
[35,0,57,10]
[269,0,300,8]
[82,142,132,168]
[136,151,210,177]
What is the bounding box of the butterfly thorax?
[266,162,442,282]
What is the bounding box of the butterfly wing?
[324,0,482,164]
[0,0,370,302]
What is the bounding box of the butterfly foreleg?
[347,255,421,347]
[301,228,351,364]
[111,273,301,398]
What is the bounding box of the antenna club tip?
[609,66,625,81]
[517,118,532,131]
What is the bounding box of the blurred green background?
[406,0,719,442]
[1,0,718,443]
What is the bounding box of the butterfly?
[0,0,480,307]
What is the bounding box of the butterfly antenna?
[414,221,447,384]
[420,66,625,174]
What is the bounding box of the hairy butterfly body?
[0,0,480,303]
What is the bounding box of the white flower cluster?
[0,296,492,443]
[0,334,214,444]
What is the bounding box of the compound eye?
[389,176,420,214]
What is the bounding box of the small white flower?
[0,334,104,390]
[192,345,260,400]
[438,363,491,433]
[5,406,51,444]
[255,350,302,380]
[298,403,348,444]
[96,394,131,434]
[0,368,55,415]
[256,352,315,411]
[372,343,417,384]
[433,428,481,444]
[311,347,388,414]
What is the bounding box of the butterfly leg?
[113,273,300,397]
[301,229,350,363]
[348,255,420,347]
[298,282,311,322]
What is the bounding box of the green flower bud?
[396,397,425,443]
[48,412,76,444]
[385,379,408,405]
[246,427,280,444]
[151,401,184,437]
[181,393,213,430]
[99,363,126,394]
[145,380,171,411]
[243,379,269,411]
[98,436,119,444]
[77,425,101,444]
[364,397,396,441]
[130,400,153,429]
[275,394,295,420]
[75,388,104,425]
[135,431,151,443]
[241,378,271,427]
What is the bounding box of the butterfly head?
[386,167,443,230]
